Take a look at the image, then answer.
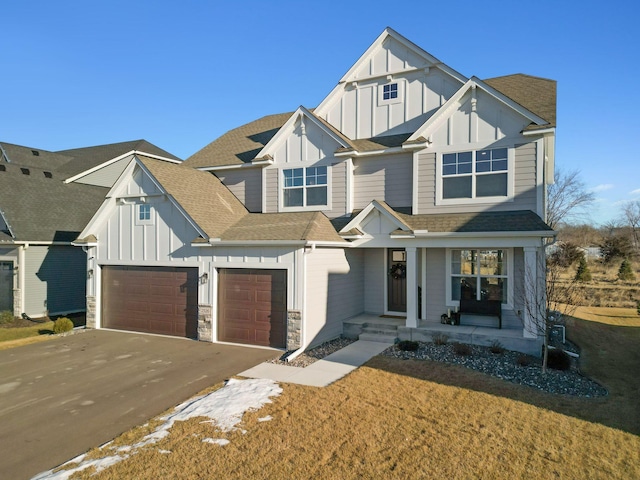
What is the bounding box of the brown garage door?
[102,266,198,339]
[218,269,287,348]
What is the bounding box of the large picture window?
[442,148,508,200]
[283,166,327,208]
[450,249,508,303]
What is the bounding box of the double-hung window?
[283,166,327,208]
[442,147,508,200]
[450,249,508,303]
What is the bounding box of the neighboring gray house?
[0,140,180,318]
[77,28,556,356]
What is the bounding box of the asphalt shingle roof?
[397,209,554,233]
[0,164,108,242]
[0,142,75,172]
[484,74,556,129]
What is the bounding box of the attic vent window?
[31,150,40,156]
[383,83,398,100]
[44,171,53,178]
[21,168,30,175]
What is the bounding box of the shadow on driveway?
[0,330,276,479]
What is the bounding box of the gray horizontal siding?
[425,248,446,323]
[364,248,384,314]
[216,169,262,213]
[73,157,131,187]
[353,154,412,210]
[329,161,347,218]
[416,142,538,214]
[24,245,86,317]
[264,168,278,213]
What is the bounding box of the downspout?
[18,243,27,317]
[286,246,310,362]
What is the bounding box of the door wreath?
[389,263,406,280]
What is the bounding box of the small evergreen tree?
[574,255,592,282]
[618,259,635,281]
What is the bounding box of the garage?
[101,266,198,338]
[217,269,287,348]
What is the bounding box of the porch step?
[359,322,399,343]
[359,332,398,343]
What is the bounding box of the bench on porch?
[459,298,502,329]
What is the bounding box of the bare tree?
[521,255,579,373]
[622,200,640,251]
[546,169,595,230]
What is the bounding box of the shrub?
[574,255,592,282]
[453,342,472,356]
[432,334,448,345]
[600,235,634,263]
[0,310,14,325]
[489,340,505,354]
[516,354,532,367]
[548,242,583,268]
[637,300,640,316]
[397,340,419,352]
[547,348,571,371]
[618,259,635,281]
[53,317,74,334]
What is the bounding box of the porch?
[343,309,542,357]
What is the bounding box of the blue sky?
[2,1,638,225]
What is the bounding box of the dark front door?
[0,261,13,312]
[387,249,406,313]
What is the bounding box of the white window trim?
[377,80,404,106]
[435,144,515,206]
[445,248,514,308]
[135,203,154,226]
[279,165,333,213]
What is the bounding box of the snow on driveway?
[32,378,282,480]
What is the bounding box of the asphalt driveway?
[0,330,276,479]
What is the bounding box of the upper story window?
[442,147,508,200]
[283,166,327,207]
[136,203,153,225]
[382,83,398,100]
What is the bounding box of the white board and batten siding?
[215,169,262,213]
[318,36,463,139]
[305,248,364,347]
[353,153,412,210]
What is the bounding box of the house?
[76,28,556,356]
[0,141,180,318]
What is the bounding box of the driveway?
[0,330,276,479]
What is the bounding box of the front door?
[387,249,406,313]
[0,261,13,312]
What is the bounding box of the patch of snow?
[203,438,230,446]
[258,415,273,422]
[158,449,172,454]
[32,378,281,479]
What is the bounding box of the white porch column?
[523,246,538,339]
[406,247,418,328]
[421,248,427,321]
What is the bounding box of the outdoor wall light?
[88,269,94,278]
[200,272,208,284]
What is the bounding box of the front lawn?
[50,307,640,479]
[0,313,85,350]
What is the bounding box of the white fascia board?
[71,241,98,247]
[0,210,15,239]
[192,239,348,248]
[197,159,274,172]
[522,127,556,136]
[255,106,349,160]
[335,146,405,158]
[76,159,138,240]
[14,240,75,246]
[63,150,181,184]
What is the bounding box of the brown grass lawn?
[69,307,640,479]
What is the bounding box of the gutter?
[197,159,274,172]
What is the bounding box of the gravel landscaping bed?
[382,341,608,397]
[269,337,357,367]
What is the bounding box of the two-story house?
[76,28,555,356]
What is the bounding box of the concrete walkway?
[239,340,392,387]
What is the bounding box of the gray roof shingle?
[0,164,108,242]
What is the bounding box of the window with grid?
[283,166,327,207]
[382,83,398,100]
[442,148,508,199]
[450,249,508,303]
